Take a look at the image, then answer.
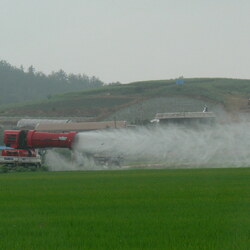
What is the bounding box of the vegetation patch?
[2,77,250,118]
[0,168,250,249]
[0,165,48,173]
[0,60,104,105]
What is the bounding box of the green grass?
[2,77,250,117]
[0,168,250,249]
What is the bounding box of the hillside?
[1,78,250,123]
[0,60,104,105]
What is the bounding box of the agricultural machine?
[0,130,123,167]
[0,130,77,166]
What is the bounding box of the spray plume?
[45,150,111,171]
[73,122,250,168]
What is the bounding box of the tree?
[28,65,35,74]
[0,60,105,105]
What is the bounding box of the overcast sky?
[0,0,249,83]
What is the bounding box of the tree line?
[0,60,105,105]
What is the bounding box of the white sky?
[0,0,250,83]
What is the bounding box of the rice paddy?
[0,168,250,249]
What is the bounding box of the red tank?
[26,130,77,149]
[4,130,77,149]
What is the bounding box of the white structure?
[17,119,71,129]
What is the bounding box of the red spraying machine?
[1,129,123,167]
[1,130,77,165]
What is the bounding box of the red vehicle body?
[2,148,36,157]
[3,130,77,157]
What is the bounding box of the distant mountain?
[0,60,104,105]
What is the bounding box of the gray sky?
[1,0,250,83]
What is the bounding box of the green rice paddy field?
[0,168,250,250]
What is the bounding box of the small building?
[153,112,216,125]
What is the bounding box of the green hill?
[1,78,250,122]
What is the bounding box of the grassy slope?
[1,78,250,118]
[0,168,250,249]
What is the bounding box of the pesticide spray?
[45,150,108,171]
[45,121,250,170]
[74,122,250,168]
